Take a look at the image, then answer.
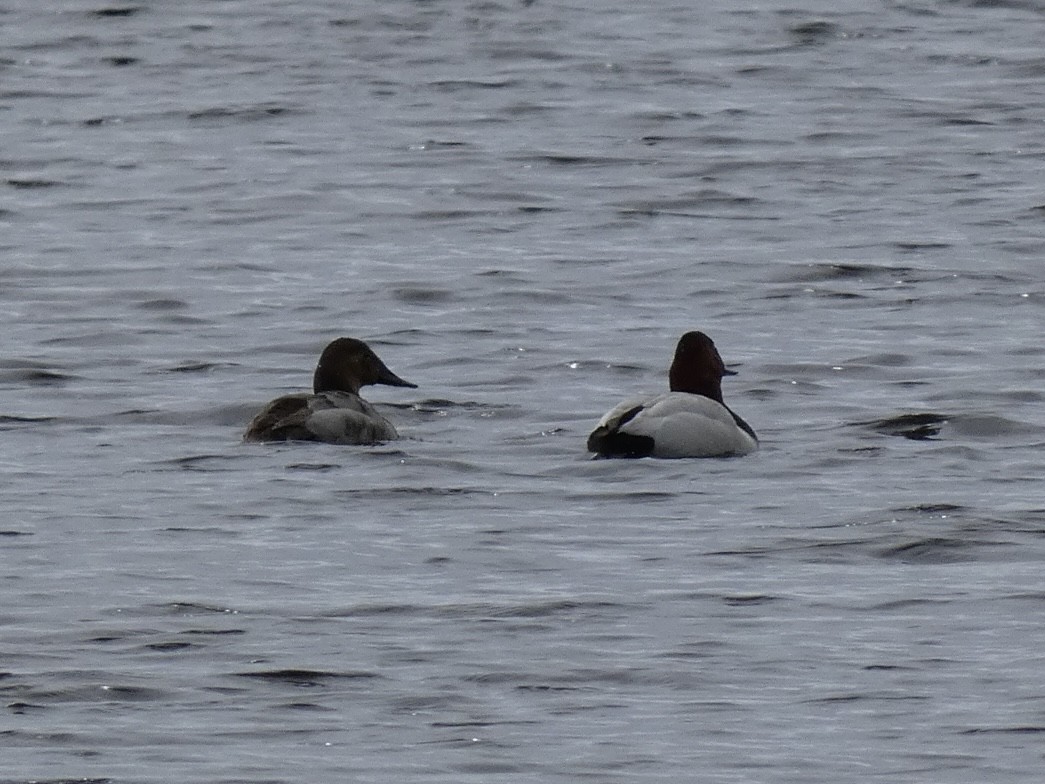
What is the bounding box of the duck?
[587,331,757,459]
[244,337,416,445]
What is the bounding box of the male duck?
[587,331,757,459]
[244,337,416,445]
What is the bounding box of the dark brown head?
[667,331,736,402]
[312,337,417,395]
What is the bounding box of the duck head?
[667,331,736,403]
[312,337,417,395]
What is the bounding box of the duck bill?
[377,364,417,389]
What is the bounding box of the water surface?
[3,1,1045,782]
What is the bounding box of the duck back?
[588,392,757,459]
[244,391,398,444]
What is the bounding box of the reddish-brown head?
[667,331,736,402]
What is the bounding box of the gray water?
[3,1,1045,782]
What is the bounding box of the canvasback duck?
[244,337,416,445]
[587,331,757,459]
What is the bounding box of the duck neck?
[669,368,723,403]
[313,365,360,395]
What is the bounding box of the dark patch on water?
[788,21,843,46]
[235,669,381,688]
[961,725,1045,735]
[410,209,499,221]
[280,701,334,712]
[564,491,677,503]
[863,663,916,671]
[429,79,518,91]
[513,684,580,694]
[143,641,195,652]
[721,594,777,606]
[325,599,628,620]
[93,6,140,17]
[7,368,78,386]
[868,598,954,611]
[285,462,341,472]
[391,286,454,304]
[0,415,58,426]
[91,627,244,644]
[157,602,239,616]
[161,361,225,373]
[96,685,167,702]
[894,503,966,515]
[525,153,627,167]
[6,178,61,189]
[334,486,490,499]
[864,412,949,440]
[779,262,916,283]
[414,139,470,150]
[137,298,188,311]
[895,241,953,251]
[877,537,989,564]
[187,103,293,122]
[6,701,47,714]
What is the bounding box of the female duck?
[244,337,416,445]
[587,331,757,459]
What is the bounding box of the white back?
[617,393,757,458]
